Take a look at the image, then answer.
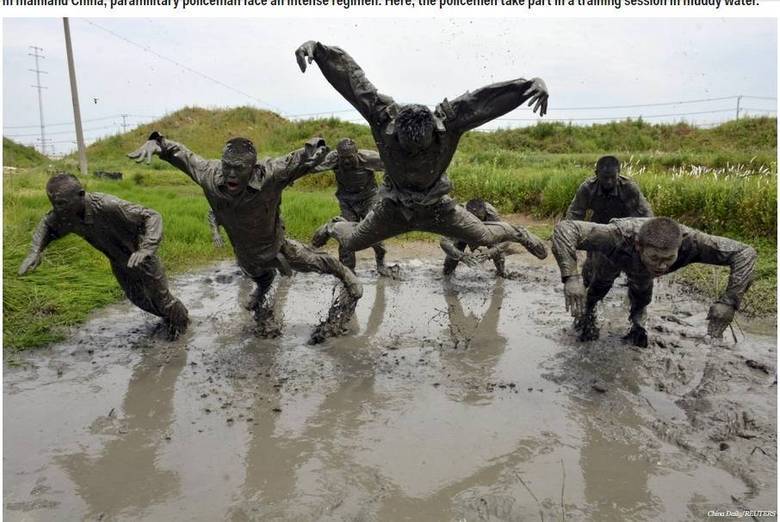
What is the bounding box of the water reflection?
[58,346,186,519]
[441,280,506,403]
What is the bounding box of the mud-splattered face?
[47,183,85,218]
[597,165,619,193]
[221,159,253,195]
[338,152,358,171]
[638,244,678,277]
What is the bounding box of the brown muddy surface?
[4,246,777,521]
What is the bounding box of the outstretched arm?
[312,150,340,173]
[551,220,620,317]
[265,137,330,187]
[18,213,66,275]
[443,77,548,133]
[296,41,394,125]
[101,195,164,268]
[439,237,478,267]
[684,229,757,337]
[128,131,218,186]
[357,150,384,172]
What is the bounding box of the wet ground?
[4,246,777,521]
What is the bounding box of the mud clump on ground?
[4,249,776,520]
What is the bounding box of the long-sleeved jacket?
[313,149,384,203]
[565,175,653,223]
[28,192,162,266]
[157,137,327,275]
[309,42,545,207]
[551,218,757,309]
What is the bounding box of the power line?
[3,113,154,129]
[83,19,285,115]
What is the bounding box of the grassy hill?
[5,106,776,349]
[3,137,48,168]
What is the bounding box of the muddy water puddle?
[4,258,777,521]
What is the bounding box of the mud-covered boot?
[575,309,599,342]
[623,324,648,348]
[254,309,282,338]
[512,225,548,260]
[309,287,359,344]
[311,216,348,248]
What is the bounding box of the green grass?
[3,137,48,168]
[4,108,776,350]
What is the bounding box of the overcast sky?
[3,17,776,155]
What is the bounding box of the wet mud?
[4,247,777,521]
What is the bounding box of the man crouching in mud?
[296,41,549,263]
[128,133,363,344]
[551,217,756,347]
[19,173,189,340]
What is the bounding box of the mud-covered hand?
[524,78,549,117]
[459,252,480,268]
[707,302,736,338]
[304,137,329,164]
[127,132,163,164]
[563,276,586,318]
[295,41,318,73]
[18,253,42,275]
[127,248,153,268]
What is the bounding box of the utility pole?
[736,95,742,121]
[28,46,48,156]
[121,113,129,133]
[63,18,88,177]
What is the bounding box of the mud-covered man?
[565,155,654,336]
[296,41,549,261]
[19,173,189,339]
[565,155,653,224]
[552,217,756,347]
[128,133,362,343]
[312,138,394,276]
[440,198,508,277]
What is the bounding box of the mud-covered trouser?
[443,240,505,275]
[583,251,653,326]
[247,238,361,307]
[338,196,386,270]
[331,196,519,253]
[111,257,188,326]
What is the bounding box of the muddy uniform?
[307,42,544,252]
[313,149,387,270]
[441,202,506,276]
[156,138,358,309]
[26,192,188,327]
[552,218,756,327]
[565,175,654,289]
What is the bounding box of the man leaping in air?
[128,134,362,344]
[295,41,550,262]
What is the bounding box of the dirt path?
[4,248,777,521]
